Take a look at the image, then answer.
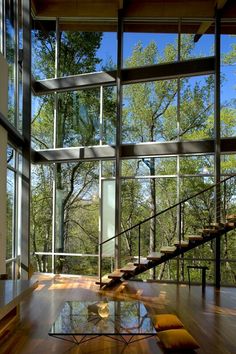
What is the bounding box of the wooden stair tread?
[133,258,150,266]
[224,221,236,228]
[187,235,203,241]
[147,252,163,260]
[210,222,224,228]
[226,214,236,221]
[108,270,124,279]
[95,275,113,286]
[120,263,137,272]
[200,228,219,234]
[160,246,176,253]
[174,240,189,247]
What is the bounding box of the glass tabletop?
[49,300,156,336]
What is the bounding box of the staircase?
[96,175,236,288]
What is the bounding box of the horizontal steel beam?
[32,138,236,164]
[33,57,215,95]
[122,56,215,84]
[32,145,116,163]
[33,71,116,95]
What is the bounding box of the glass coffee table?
[49,300,157,346]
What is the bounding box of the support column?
[214,9,221,289]
[0,52,8,275]
[0,125,7,274]
[21,0,31,279]
[115,8,123,269]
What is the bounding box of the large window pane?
[221,154,236,175]
[179,75,214,141]
[123,31,178,68]
[221,33,236,138]
[122,80,178,143]
[6,0,16,126]
[31,95,54,149]
[55,256,98,276]
[31,165,53,258]
[55,161,99,272]
[180,31,214,60]
[122,157,177,177]
[57,89,100,148]
[59,30,116,76]
[221,261,236,286]
[6,169,15,260]
[180,155,214,175]
[32,20,56,80]
[180,176,215,233]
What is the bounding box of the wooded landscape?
[28,27,236,284]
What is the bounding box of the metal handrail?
[99,173,236,285]
[100,174,236,246]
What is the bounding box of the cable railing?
[99,174,236,285]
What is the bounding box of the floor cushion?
[151,314,184,331]
[157,328,200,351]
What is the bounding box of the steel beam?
[33,71,116,95]
[31,138,236,164]
[32,56,215,95]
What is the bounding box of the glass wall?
[31,17,236,287]
[32,161,100,275]
[6,144,22,279]
[221,31,236,138]
[1,0,23,131]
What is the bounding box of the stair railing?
[99,174,236,286]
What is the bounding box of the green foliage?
[31,30,236,285]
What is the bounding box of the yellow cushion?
[151,314,183,331]
[158,328,200,350]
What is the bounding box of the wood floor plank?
[0,274,235,354]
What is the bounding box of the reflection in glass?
[31,95,54,150]
[57,89,100,148]
[7,169,15,260]
[49,301,155,336]
[6,0,16,126]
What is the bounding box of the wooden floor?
[0,274,236,354]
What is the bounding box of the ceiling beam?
[194,0,228,42]
[32,0,219,19]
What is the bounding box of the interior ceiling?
[31,0,236,33]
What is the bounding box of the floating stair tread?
[200,228,219,234]
[210,222,224,228]
[226,214,236,221]
[95,275,113,286]
[174,240,189,247]
[224,221,236,228]
[160,246,176,253]
[108,270,124,279]
[133,258,150,266]
[120,263,137,272]
[187,235,203,241]
[147,252,163,260]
